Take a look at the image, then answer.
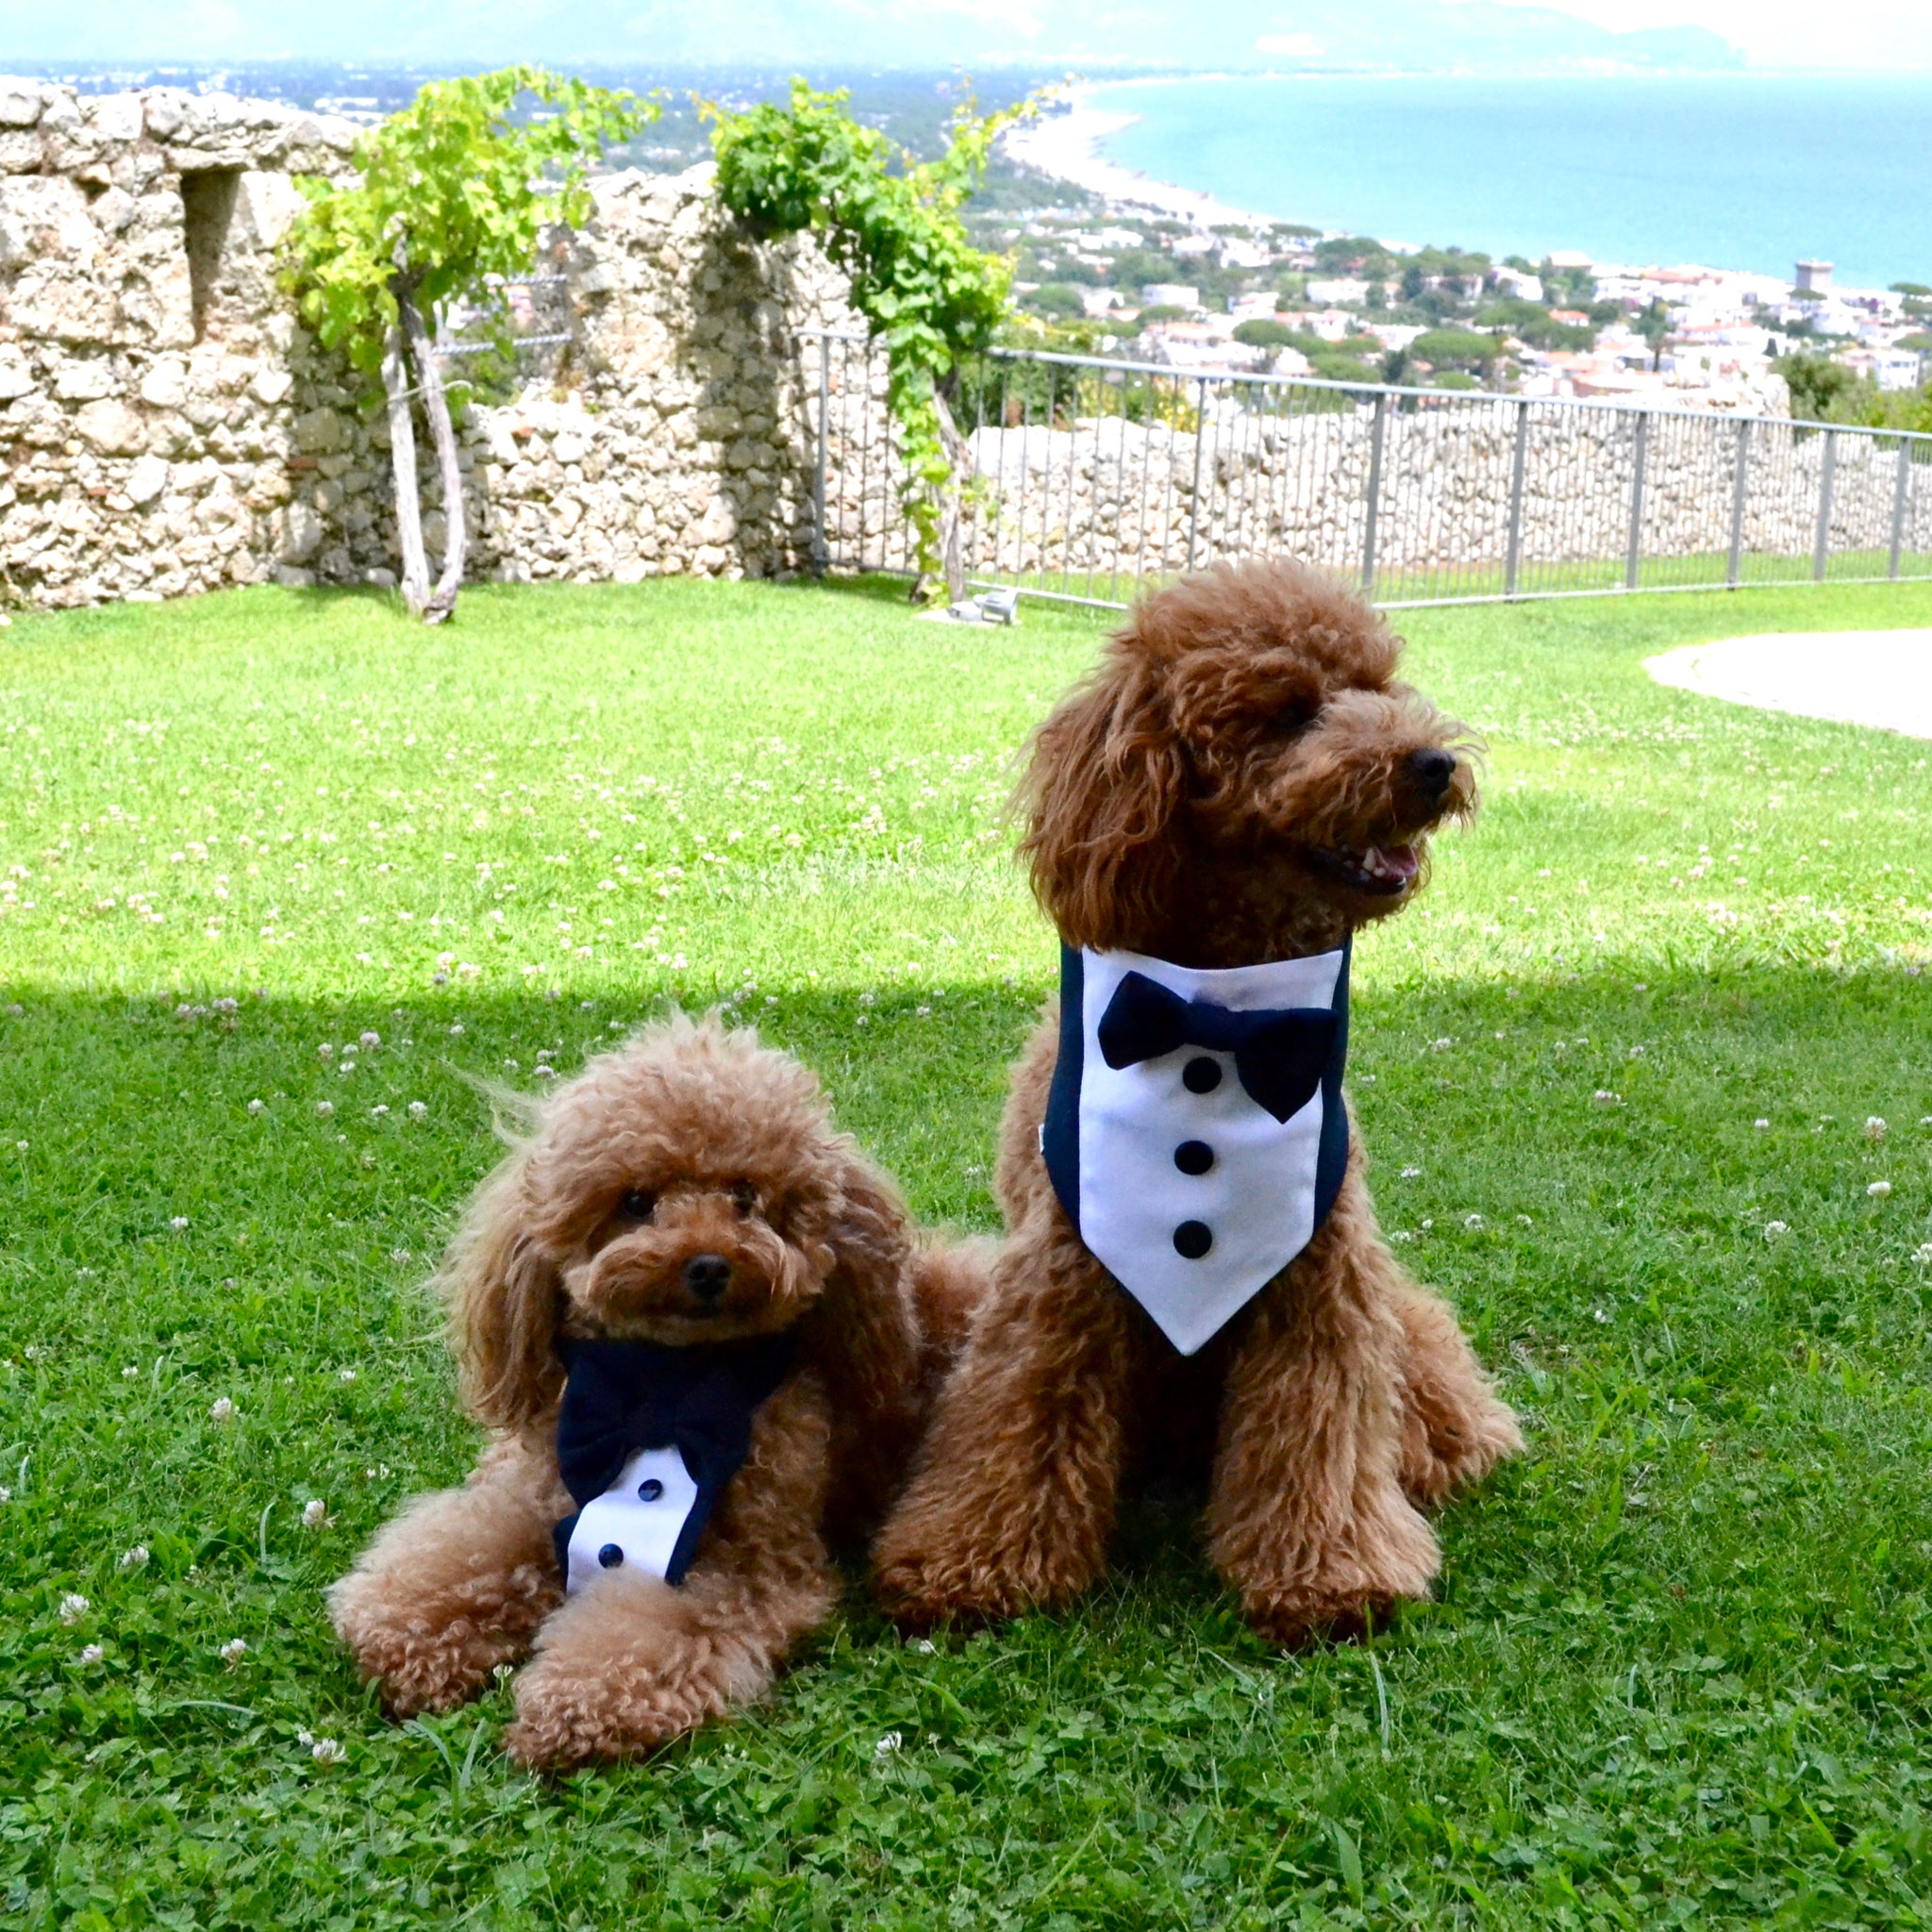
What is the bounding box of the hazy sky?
[4,0,1927,73]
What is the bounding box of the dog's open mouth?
[1308,842,1421,896]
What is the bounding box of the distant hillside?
[11,0,1744,75]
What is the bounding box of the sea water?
[1091,73,1932,289]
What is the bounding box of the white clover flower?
[247,1098,265,1116]
[1915,1243,1932,1265]
[122,1365,140,1380]
[370,1104,389,1117]
[79,1643,104,1665]
[1463,1213,1485,1230]
[1866,1117,1888,1141]
[436,952,456,968]
[915,1005,932,1018]
[1428,1037,1453,1052]
[492,1662,515,1681]
[318,1043,333,1059]
[1763,1221,1790,1241]
[1389,1230,1413,1243]
[1592,1090,1620,1106]
[0,1486,10,1504]
[15,1140,28,1154]
[117,1544,149,1572]
[360,1032,380,1051]
[59,1592,90,1624]
[1868,1181,1892,1199]
[309,1737,345,1767]
[209,1395,236,1423]
[315,1101,336,1121]
[912,1638,937,1654]
[338,1368,358,1384]
[301,1498,329,1529]
[297,1729,314,1746]
[1400,1166,1423,1179]
[458,962,481,980]
[408,1101,426,1119]
[389,1247,411,1265]
[874,1731,903,1758]
[169,1215,190,1230]
[784,832,803,848]
[533,1064,557,1079]
[1592,1307,1610,1324]
[448,1023,465,1036]
[219,1638,248,1666]
[1755,1119,1770,1130]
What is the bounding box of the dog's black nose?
[1408,747,1457,796]
[682,1253,731,1304]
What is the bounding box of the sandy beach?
[1003,83,1290,232]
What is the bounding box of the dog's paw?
[1398,1389,1525,1508]
[1241,1589,1405,1650]
[328,1564,556,1718]
[503,1657,711,1770]
[334,1610,508,1718]
[874,1541,1093,1629]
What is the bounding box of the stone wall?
[0,79,856,608]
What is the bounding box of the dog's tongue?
[1363,844,1420,885]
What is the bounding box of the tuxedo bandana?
[552,1333,795,1593]
[1042,940,1351,1356]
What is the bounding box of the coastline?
[1003,84,1292,232]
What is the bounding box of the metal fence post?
[1890,438,1912,581]
[1726,419,1751,589]
[810,333,830,578]
[1812,428,1837,582]
[1504,399,1529,598]
[1185,376,1208,571]
[1624,411,1650,591]
[1361,390,1389,596]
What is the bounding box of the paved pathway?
[1644,629,1932,740]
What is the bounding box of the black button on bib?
[1173,1220,1213,1259]
[1174,1139,1214,1175]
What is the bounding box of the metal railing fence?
[801,330,1932,610]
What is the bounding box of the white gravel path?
[1644,630,1932,740]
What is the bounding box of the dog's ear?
[1015,646,1187,951]
[441,1158,563,1433]
[802,1148,922,1438]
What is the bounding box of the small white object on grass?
[210,1396,236,1423]
[1764,1221,1790,1241]
[1868,1181,1892,1199]
[118,1544,149,1571]
[301,1498,329,1529]
[220,1638,248,1666]
[59,1593,90,1624]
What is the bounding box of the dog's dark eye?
[729,1182,758,1217]
[617,1188,656,1222]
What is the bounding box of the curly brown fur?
[331,1014,984,1768]
[875,559,1521,1642]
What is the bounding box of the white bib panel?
[1074,945,1345,1357]
[563,1445,701,1594]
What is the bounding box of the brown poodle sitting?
[331,1014,979,1767]
[874,560,1522,1644]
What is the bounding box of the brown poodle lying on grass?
[331,1015,981,1768]
[876,559,1521,1643]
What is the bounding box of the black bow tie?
[552,1332,795,1586]
[1096,971,1339,1123]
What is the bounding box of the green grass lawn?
[3,575,1931,1929]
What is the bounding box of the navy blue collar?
[552,1332,795,1585]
